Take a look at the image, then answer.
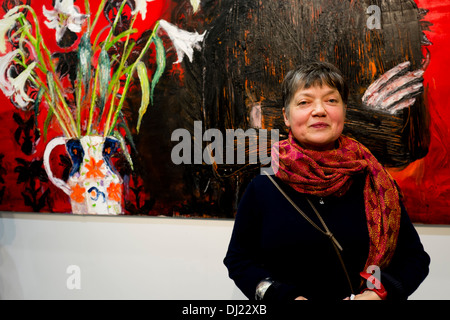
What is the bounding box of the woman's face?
[283,84,346,151]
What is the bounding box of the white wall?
[0,212,448,300]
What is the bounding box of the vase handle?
[43,137,71,195]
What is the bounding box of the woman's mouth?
[310,122,329,129]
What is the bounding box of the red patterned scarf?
[273,132,401,271]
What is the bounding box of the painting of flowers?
[0,0,206,215]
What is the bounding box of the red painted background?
[389,0,450,224]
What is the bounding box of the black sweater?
[223,174,430,300]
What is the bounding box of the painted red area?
[389,1,450,224]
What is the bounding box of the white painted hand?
[362,52,429,114]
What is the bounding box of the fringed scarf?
[273,132,401,271]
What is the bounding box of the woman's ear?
[283,108,290,128]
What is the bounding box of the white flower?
[8,62,36,110]
[132,0,154,20]
[0,11,21,53]
[0,49,20,96]
[158,20,206,64]
[190,0,201,13]
[43,0,87,42]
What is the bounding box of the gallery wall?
[0,212,448,300]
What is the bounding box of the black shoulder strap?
[264,172,355,294]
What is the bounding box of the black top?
[223,174,430,300]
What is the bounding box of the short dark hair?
[282,61,349,114]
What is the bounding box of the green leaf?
[98,48,111,111]
[43,107,54,142]
[112,129,134,171]
[45,72,73,138]
[46,72,56,104]
[151,35,166,105]
[78,33,92,91]
[104,28,138,51]
[76,68,83,136]
[107,42,135,94]
[136,61,150,132]
[119,113,137,154]
[34,86,44,129]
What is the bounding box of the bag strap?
[264,172,355,294]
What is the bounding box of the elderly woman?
[223,62,430,300]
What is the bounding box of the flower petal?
[0,50,19,96]
[0,12,21,53]
[42,0,87,42]
[67,22,82,33]
[158,20,206,64]
[42,5,58,20]
[190,0,201,13]
[132,0,155,20]
[8,62,37,110]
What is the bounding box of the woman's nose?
[312,101,326,115]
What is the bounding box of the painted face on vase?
[283,84,346,151]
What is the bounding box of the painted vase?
[43,135,123,215]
